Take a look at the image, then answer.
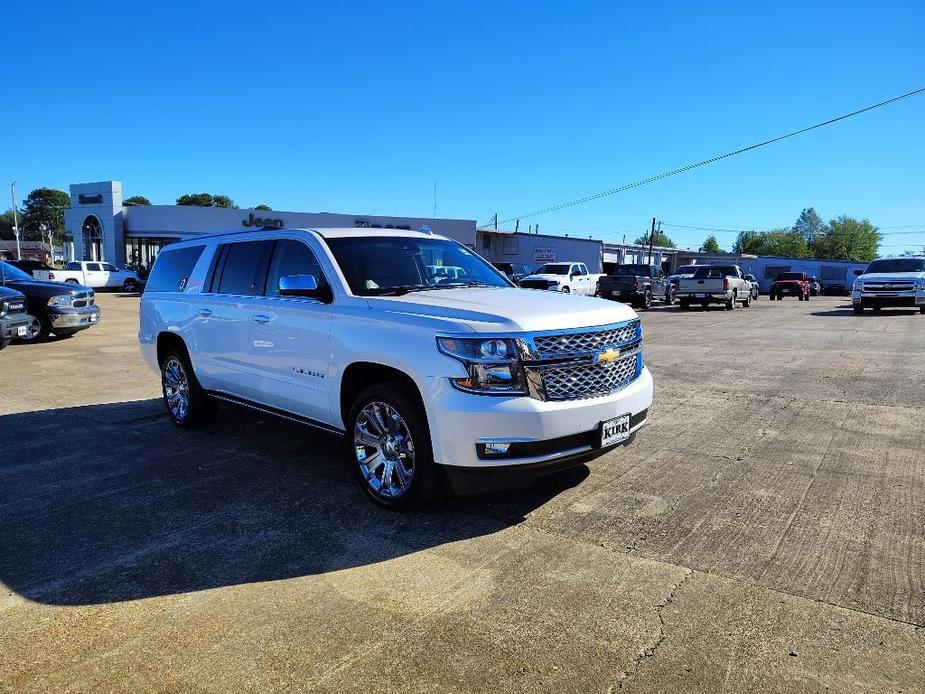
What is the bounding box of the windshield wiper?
[437,281,496,289]
[372,284,443,296]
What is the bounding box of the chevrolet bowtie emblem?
[595,347,621,364]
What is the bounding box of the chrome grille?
[863,282,915,291]
[533,320,639,358]
[539,353,639,401]
[71,291,92,308]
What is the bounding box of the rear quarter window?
[145,245,206,292]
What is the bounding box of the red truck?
[769,272,811,301]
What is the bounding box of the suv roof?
[159,227,446,247]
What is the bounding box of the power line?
[481,86,925,228]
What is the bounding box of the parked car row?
[0,261,102,344]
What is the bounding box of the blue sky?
[3,1,924,252]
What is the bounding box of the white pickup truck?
[852,256,925,314]
[519,262,605,296]
[677,264,753,310]
[139,228,653,508]
[34,261,142,291]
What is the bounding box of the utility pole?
[432,182,437,219]
[10,181,21,259]
[647,217,656,265]
[515,219,520,232]
[494,213,498,231]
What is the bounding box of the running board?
[206,391,346,436]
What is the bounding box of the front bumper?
[50,305,102,330]
[421,366,654,477]
[852,290,925,307]
[1,314,30,340]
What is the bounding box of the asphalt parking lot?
[1,293,923,693]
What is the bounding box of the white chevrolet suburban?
[139,228,653,508]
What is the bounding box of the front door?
[249,239,333,425]
[83,262,107,287]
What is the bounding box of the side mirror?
[570,271,579,278]
[279,273,328,300]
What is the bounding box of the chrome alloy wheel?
[19,314,43,341]
[163,357,191,421]
[354,401,415,498]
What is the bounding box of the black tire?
[347,382,437,510]
[853,305,864,314]
[123,278,139,292]
[0,338,9,351]
[701,301,709,310]
[919,306,925,314]
[640,288,652,311]
[664,286,675,306]
[16,313,50,342]
[680,299,690,311]
[873,306,882,313]
[768,293,775,301]
[776,293,783,301]
[160,347,218,428]
[561,287,570,294]
[798,294,804,301]
[725,292,736,310]
[743,292,752,308]
[65,278,79,284]
[804,292,810,301]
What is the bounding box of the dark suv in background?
[0,285,29,350]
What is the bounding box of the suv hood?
[365,287,637,333]
[2,277,94,298]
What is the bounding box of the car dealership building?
[64,180,479,268]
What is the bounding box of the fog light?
[484,442,511,455]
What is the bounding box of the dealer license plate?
[89,314,98,323]
[600,414,631,447]
[17,325,27,337]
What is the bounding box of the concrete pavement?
[0,293,922,693]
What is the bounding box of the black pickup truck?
[0,261,101,341]
[0,285,30,350]
[598,264,673,310]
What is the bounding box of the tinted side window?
[86,263,102,271]
[102,263,118,272]
[216,241,274,296]
[145,245,206,292]
[266,240,328,297]
[65,262,80,270]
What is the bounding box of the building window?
[81,215,103,261]
[482,234,491,250]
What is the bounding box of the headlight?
[47,294,73,308]
[436,337,526,395]
[916,279,925,290]
[853,279,862,291]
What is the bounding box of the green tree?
[793,207,826,243]
[176,193,238,208]
[731,228,810,257]
[700,235,721,253]
[123,195,151,206]
[254,204,272,211]
[20,188,70,244]
[811,215,880,261]
[634,231,676,248]
[0,209,17,240]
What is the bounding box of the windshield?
[776,273,804,280]
[0,261,34,281]
[325,236,510,296]
[674,265,699,275]
[865,258,925,274]
[534,263,570,275]
[612,265,649,276]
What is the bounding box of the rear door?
[573,263,591,295]
[83,262,107,287]
[193,240,274,399]
[249,238,334,423]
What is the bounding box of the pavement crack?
[613,568,695,691]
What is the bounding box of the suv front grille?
[533,320,639,358]
[523,320,643,401]
[863,281,915,291]
[71,291,95,308]
[537,352,639,401]
[521,279,552,290]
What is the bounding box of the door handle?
[251,313,271,324]
[198,308,212,317]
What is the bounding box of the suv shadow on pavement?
[810,307,923,317]
[0,399,586,606]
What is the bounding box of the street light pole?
[10,181,21,259]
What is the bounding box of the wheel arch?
[340,361,427,431]
[156,331,188,367]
